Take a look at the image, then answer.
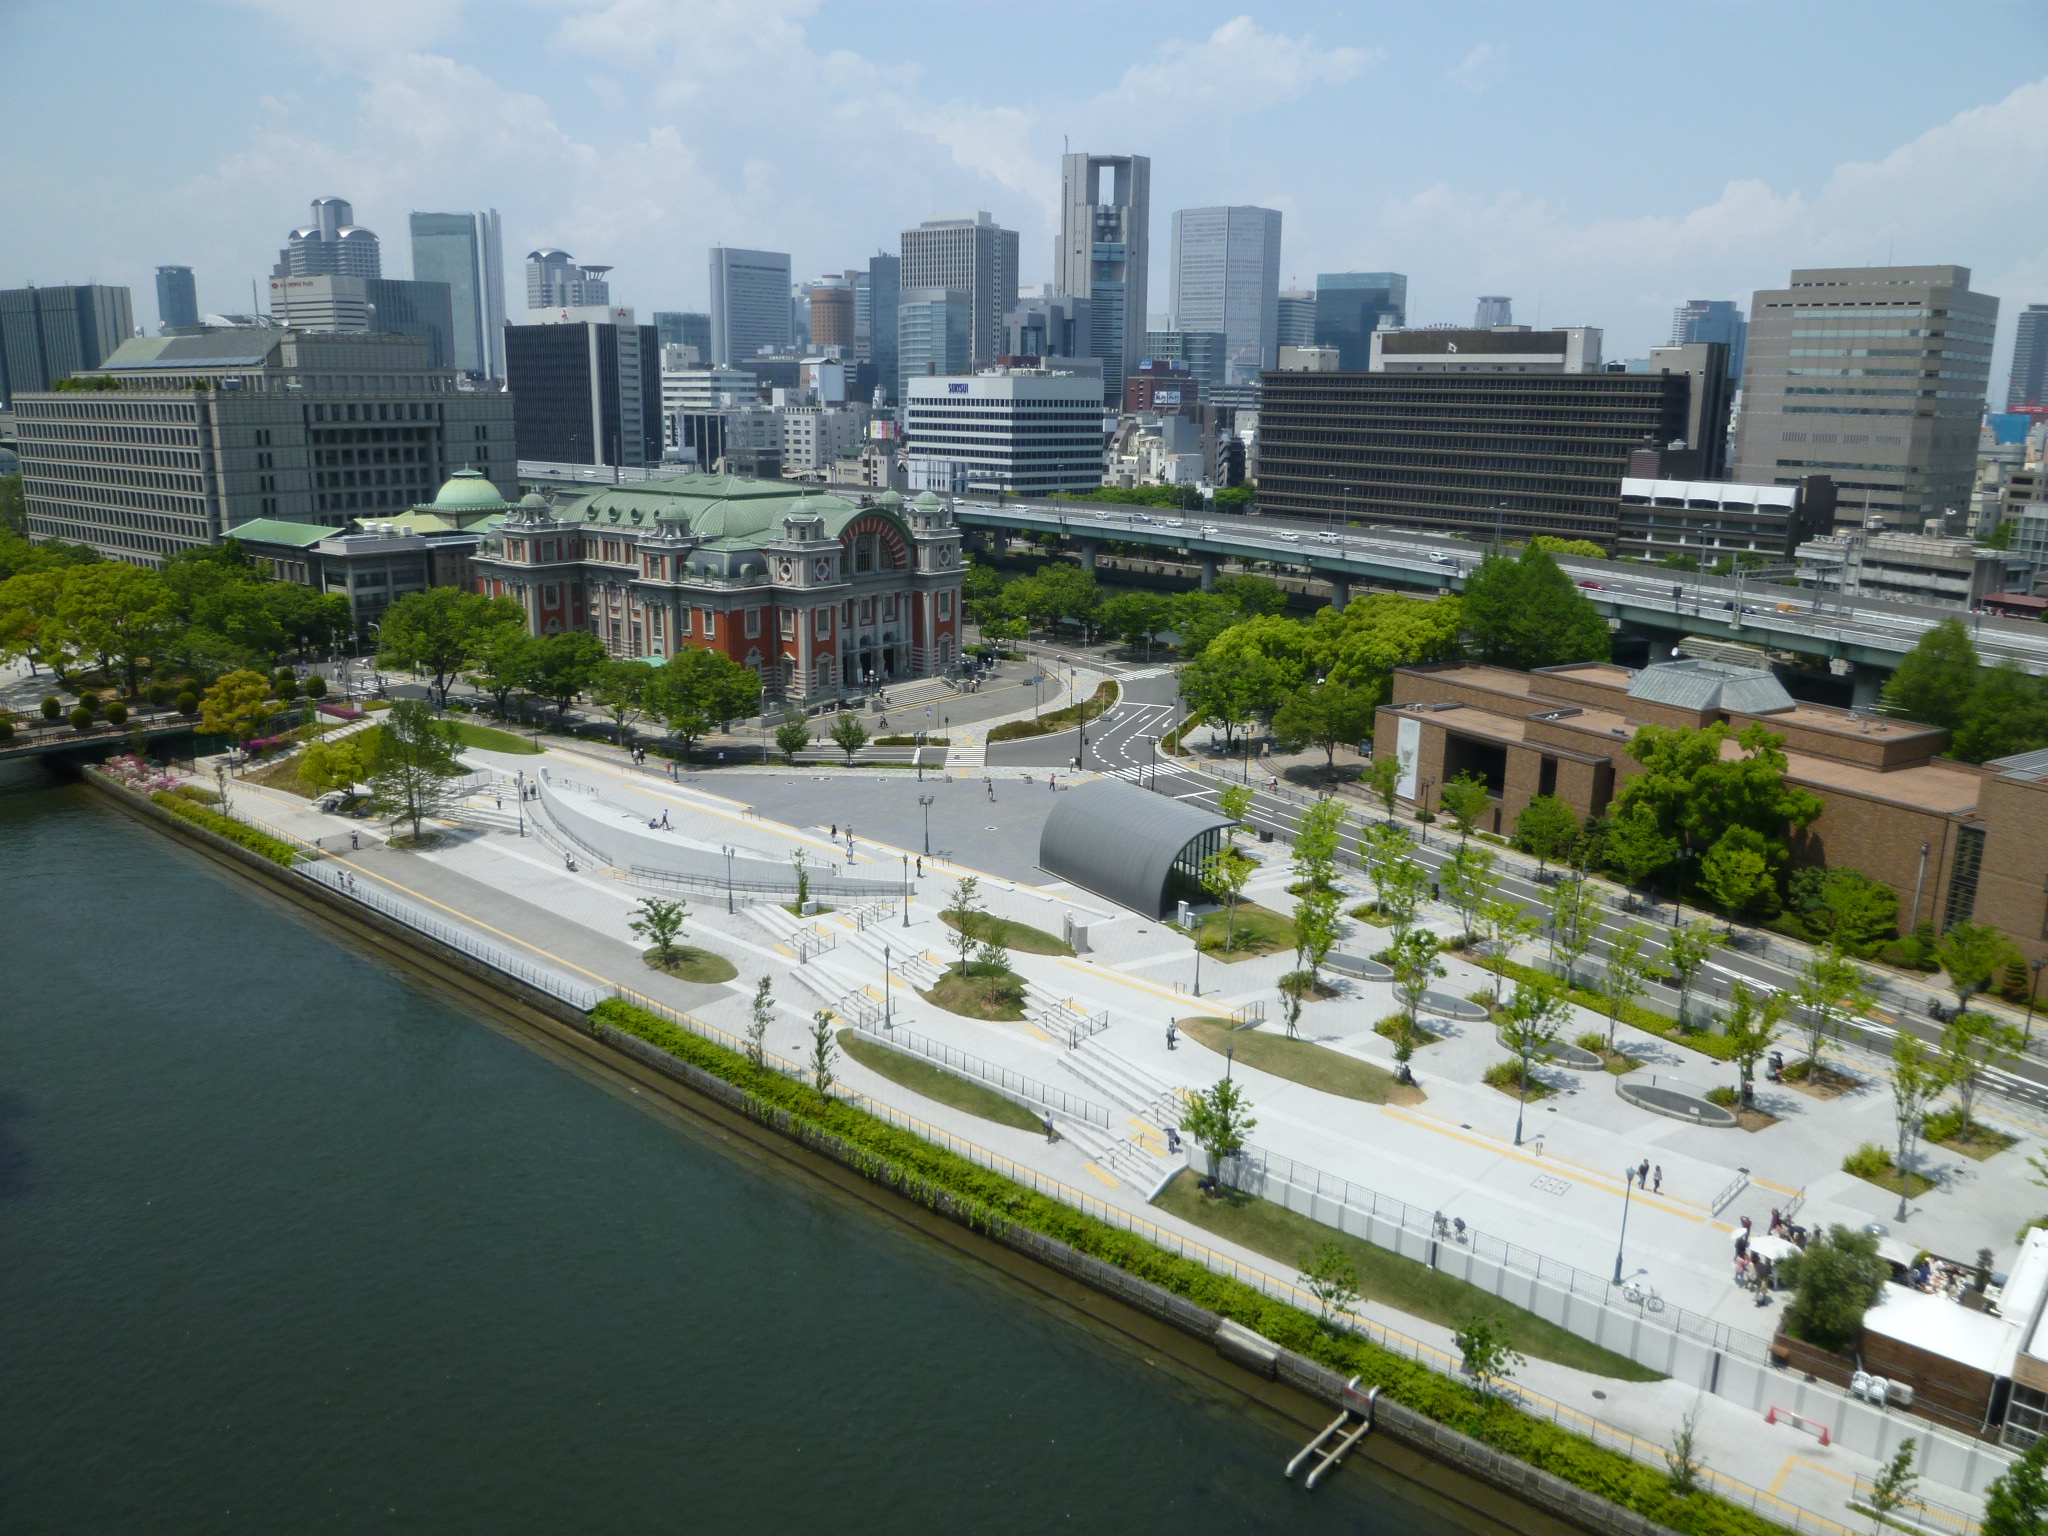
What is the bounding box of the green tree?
[1272,678,1377,778]
[1453,1317,1524,1397]
[1937,1010,2025,1136]
[524,630,609,719]
[1098,590,1173,658]
[1786,867,1899,957]
[828,710,869,763]
[1888,1033,1945,1217]
[56,562,174,695]
[1218,782,1254,842]
[591,658,648,743]
[1512,794,1579,870]
[1781,1224,1889,1349]
[1292,884,1341,989]
[199,668,275,743]
[1500,984,1566,1143]
[1664,1413,1705,1499]
[808,1009,838,1097]
[1664,919,1716,1031]
[1303,591,1465,705]
[1179,1076,1257,1180]
[1543,876,1601,988]
[1795,944,1876,1070]
[642,645,761,755]
[1291,798,1347,890]
[1529,535,1607,560]
[1389,928,1446,1042]
[1472,896,1539,1011]
[1179,643,1287,748]
[1437,772,1491,845]
[628,896,690,964]
[1981,1434,2048,1536]
[944,875,985,970]
[1201,844,1256,952]
[0,472,25,535]
[1698,825,1778,916]
[466,627,538,720]
[1721,981,1788,1100]
[1881,618,1978,731]
[298,733,373,794]
[0,568,80,679]
[1461,544,1610,670]
[1935,922,2021,1013]
[1866,1440,1921,1536]
[263,582,354,655]
[1605,802,1679,893]
[1298,1240,1361,1331]
[377,587,526,704]
[1951,660,2048,764]
[774,716,813,763]
[366,698,465,841]
[1363,753,1403,824]
[1612,721,1821,900]
[1277,968,1314,1038]
[746,976,774,1067]
[1439,843,1496,942]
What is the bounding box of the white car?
[1429,551,1453,564]
[1276,531,1300,543]
[1316,531,1341,543]
[1092,510,1112,520]
[1201,524,1219,535]
[1162,518,1184,527]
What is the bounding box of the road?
[984,667,1184,774]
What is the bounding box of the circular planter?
[1326,951,1393,981]
[1496,1030,1603,1072]
[1617,1076,1739,1128]
[1421,990,1489,1021]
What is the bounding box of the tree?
[377,588,526,704]
[1795,944,1876,1070]
[1461,544,1610,670]
[1180,1076,1257,1180]
[199,668,275,743]
[774,716,813,764]
[1937,1010,2025,1136]
[1437,773,1491,845]
[1612,721,1821,902]
[56,562,173,695]
[944,875,985,970]
[1453,1317,1524,1397]
[591,659,648,743]
[1866,1440,1921,1536]
[1981,1434,2048,1536]
[1298,1240,1361,1331]
[1471,897,1539,1011]
[1304,590,1464,704]
[1889,1032,1945,1218]
[1664,919,1716,1031]
[1217,783,1254,842]
[1201,844,1255,952]
[747,976,774,1068]
[644,645,762,756]
[1786,867,1900,958]
[1951,660,2048,764]
[366,698,465,841]
[1698,826,1778,916]
[263,582,354,655]
[1500,984,1566,1144]
[1272,679,1377,779]
[1389,928,1446,1046]
[298,734,373,794]
[465,627,537,719]
[1098,590,1173,658]
[1530,536,1607,560]
[1277,969,1314,1038]
[0,568,80,680]
[1935,923,2021,1014]
[828,710,869,764]
[1543,876,1601,988]
[1374,854,1429,949]
[1439,843,1495,942]
[1292,885,1341,989]
[628,896,689,964]
[1512,794,1579,871]
[1605,802,1679,894]
[1180,645,1287,749]
[525,630,608,719]
[790,850,810,911]
[0,472,25,536]
[1781,1224,1888,1349]
[1882,619,1978,731]
[1291,798,1347,890]
[1665,1413,1705,1499]
[1363,754,1403,824]
[1721,982,1788,1101]
[808,1009,838,1097]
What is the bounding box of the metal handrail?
[848,1018,1113,1127]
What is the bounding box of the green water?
[0,775,1468,1533]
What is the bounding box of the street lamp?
[918,793,935,855]
[1612,1167,1637,1285]
[901,852,911,927]
[883,942,894,1028]
[722,844,737,914]
[1142,733,1159,791]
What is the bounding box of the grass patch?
[1153,1171,1661,1382]
[588,997,1786,1536]
[985,680,1120,742]
[1474,954,1744,1061]
[941,910,1074,956]
[1374,1011,1444,1047]
[641,945,739,983]
[1483,1059,1556,1101]
[1575,1032,1642,1074]
[1179,1017,1398,1103]
[148,787,307,867]
[386,831,446,851]
[446,719,541,755]
[1704,1087,1781,1132]
[242,751,315,797]
[1197,902,1295,962]
[918,962,1026,1022]
[1842,1142,1936,1197]
[170,782,221,805]
[1782,1060,1860,1099]
[1347,901,1391,926]
[872,733,952,747]
[838,1031,1042,1132]
[1924,1113,2017,1162]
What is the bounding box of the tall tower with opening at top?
[1055,153,1150,382]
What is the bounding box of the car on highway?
[1200,524,1219,535]
[1316,531,1342,542]
[1429,551,1453,564]
[1577,580,1606,590]
[1276,531,1300,542]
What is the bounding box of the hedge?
[1474,955,1743,1061]
[590,997,1792,1536]
[985,680,1120,743]
[149,789,308,868]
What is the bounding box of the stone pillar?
[1078,540,1099,574]
[1325,573,1350,611]
[1199,554,1218,592]
[1850,666,1885,709]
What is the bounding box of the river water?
[0,774,1473,1533]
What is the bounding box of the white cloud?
[1445,42,1504,92]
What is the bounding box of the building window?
[779,610,796,640]
[814,607,831,638]
[542,583,560,606]
[702,609,716,639]
[816,659,832,689]
[745,608,761,638]
[1944,824,1986,931]
[938,591,953,621]
[677,607,692,634]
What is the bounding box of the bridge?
[0,711,206,763]
[952,500,2048,690]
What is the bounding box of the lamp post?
[918,793,935,855]
[901,852,911,927]
[722,844,736,914]
[1142,733,1159,791]
[1419,776,1436,846]
[883,942,893,1028]
[515,769,525,837]
[1612,1167,1636,1285]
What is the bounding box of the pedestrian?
[350,831,360,850]
[1652,1165,1663,1194]
[915,856,923,876]
[661,811,671,829]
[495,795,502,810]
[314,837,321,849]
[1049,771,1057,791]
[717,750,724,765]
[831,823,838,837]
[1638,1157,1650,1188]
[1043,1112,1057,1144]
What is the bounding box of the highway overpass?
[951,499,2048,688]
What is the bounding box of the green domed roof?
[911,490,944,511]
[876,490,905,507]
[430,469,511,512]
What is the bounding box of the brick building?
[1373,657,2048,958]
[469,477,964,703]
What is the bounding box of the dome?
[876,490,905,507]
[518,493,547,509]
[911,490,944,511]
[430,469,511,513]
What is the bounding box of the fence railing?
[847,1018,1113,1128]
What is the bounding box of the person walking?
[1166,1021,1178,1051]
[350,831,359,850]
[915,856,923,877]
[1638,1157,1650,1188]
[1042,1112,1057,1144]
[1652,1165,1663,1194]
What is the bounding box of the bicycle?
[1621,1279,1663,1312]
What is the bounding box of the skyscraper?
[900,213,1018,369]
[1276,289,1316,349]
[1732,266,1997,529]
[1314,273,1406,371]
[525,250,611,311]
[504,309,661,469]
[867,253,900,399]
[2008,303,2048,410]
[1055,153,1150,381]
[1474,296,1513,329]
[1669,298,1747,387]
[266,275,457,370]
[277,197,381,279]
[708,247,792,365]
[653,311,712,359]
[808,276,856,352]
[0,284,134,406]
[1169,206,1281,370]
[155,266,199,331]
[896,288,971,397]
[410,210,506,379]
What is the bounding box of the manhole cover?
[1531,1174,1572,1197]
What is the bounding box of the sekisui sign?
[948,382,970,393]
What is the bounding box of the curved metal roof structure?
[1039,779,1234,917]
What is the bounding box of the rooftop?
[1625,659,1794,716]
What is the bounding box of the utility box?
[1063,913,1089,954]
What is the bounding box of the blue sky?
[5,0,2047,376]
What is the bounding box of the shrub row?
[1473,955,1744,1062]
[985,681,1120,743]
[148,789,308,868]
[589,996,1792,1536]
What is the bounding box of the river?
[0,771,1479,1533]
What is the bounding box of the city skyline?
[2,3,2046,382]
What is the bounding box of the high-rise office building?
[896,289,972,398]
[808,277,856,352]
[1169,206,1281,371]
[504,308,661,470]
[1474,296,1513,329]
[1055,153,1150,381]
[708,247,793,366]
[277,197,382,279]
[410,210,506,379]
[15,330,513,563]
[905,369,1106,496]
[1276,289,1316,349]
[1142,330,1226,394]
[1313,273,1405,371]
[1731,266,1998,529]
[0,284,134,406]
[1669,298,1747,387]
[653,311,712,359]
[2008,303,2048,410]
[867,253,900,399]
[900,213,1018,369]
[156,266,199,332]
[525,250,611,312]
[267,275,457,370]
[1007,291,1092,365]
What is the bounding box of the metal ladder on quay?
[1285,1380,1380,1491]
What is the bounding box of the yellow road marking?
[1768,1453,1801,1496]
[1082,1162,1121,1188]
[773,943,794,958]
[1055,955,1196,1007]
[1020,1024,1054,1043]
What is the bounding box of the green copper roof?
[224,518,332,549]
[557,474,904,549]
[430,468,511,513]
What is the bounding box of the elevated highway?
[952,500,2048,685]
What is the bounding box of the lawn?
[838,1031,1043,1133]
[1195,902,1295,962]
[918,962,1027,1022]
[1374,1012,1444,1047]
[1179,1017,1398,1103]
[941,910,1074,956]
[1482,1059,1556,1102]
[446,719,541,755]
[1153,1170,1662,1382]
[641,945,739,983]
[1925,1117,2017,1162]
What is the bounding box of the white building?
[904,369,1105,497]
[780,402,865,476]
[1794,528,2032,609]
